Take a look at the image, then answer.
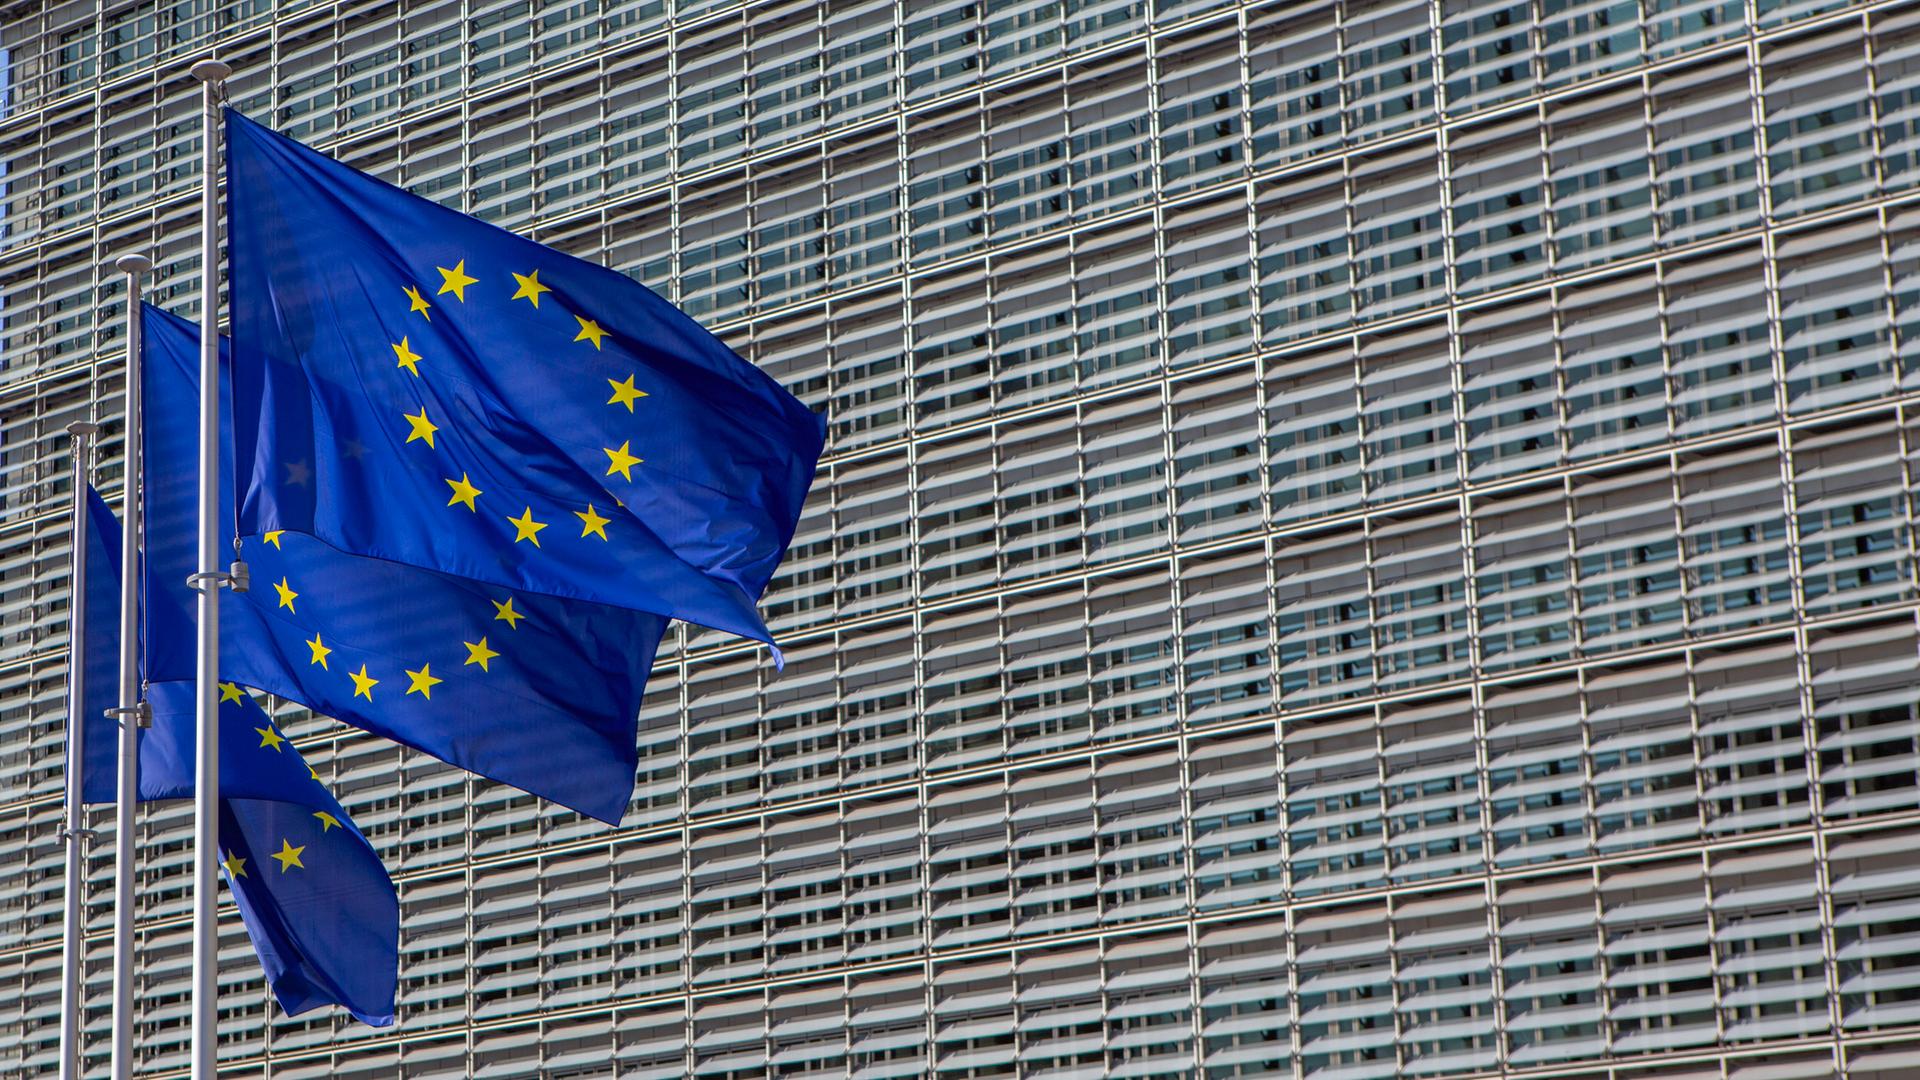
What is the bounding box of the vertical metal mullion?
[1058,59,1090,405]
[1233,17,1286,767]
[462,800,481,1074]
[1545,284,1593,659]
[1683,644,1730,1047]
[1270,547,1302,926]
[662,13,685,308]
[1457,116,1560,1080]
[1424,0,1522,1058]
[1579,670,1615,1062]
[1898,403,1920,606]
[998,771,1018,1057]
[1583,860,1613,1067]
[1458,496,1507,1054]
[521,45,541,242]
[742,12,765,322]
[756,821,775,1075]
[1636,63,1668,255]
[888,3,937,1067]
[1661,282,1708,865]
[1861,10,1891,203]
[1177,13,1264,1074]
[1526,0,1549,93]
[1365,702,1395,1065]
[1139,8,1193,987]
[978,92,1013,777]
[1328,3,1378,793]
[671,625,695,1075]
[1334,2,1369,501]
[1279,899,1305,1080]
[1010,918,1029,1067]
[1092,927,1114,1074]
[1749,29,1793,427]
[811,1,833,450]
[1383,887,1407,1076]
[1558,472,1598,852]
[1534,103,1577,473]
[457,0,476,220]
[1168,557,1204,1073]
[836,813,856,1068]
[1792,619,1850,1061]
[1744,26,1842,1051]
[1701,841,1740,1052]
[597,838,619,1065]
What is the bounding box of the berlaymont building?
[9,0,1920,1078]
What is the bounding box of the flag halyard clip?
[103,703,151,729]
[185,560,249,594]
[56,825,99,845]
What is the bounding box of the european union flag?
[78,487,122,804]
[225,109,824,656]
[79,488,398,1026]
[142,304,668,823]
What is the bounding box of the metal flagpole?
[59,419,100,1080]
[109,252,152,1080]
[188,56,229,1080]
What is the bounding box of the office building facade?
[5,0,1920,1076]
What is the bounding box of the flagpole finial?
[115,253,153,275]
[65,421,101,437]
[190,58,230,83]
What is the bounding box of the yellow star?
[576,504,611,540]
[445,472,482,511]
[273,577,297,612]
[404,285,432,320]
[508,506,548,546]
[307,763,322,782]
[405,663,443,699]
[606,374,648,411]
[492,597,524,629]
[464,636,500,672]
[392,336,422,377]
[511,270,551,307]
[222,851,246,879]
[403,407,439,449]
[262,530,284,549]
[255,726,285,752]
[436,259,477,301]
[313,811,341,833]
[603,441,642,481]
[306,633,331,670]
[574,315,607,350]
[271,839,306,872]
[349,663,378,701]
[218,681,245,705]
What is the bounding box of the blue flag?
[78,488,398,1026]
[141,304,667,823]
[78,488,122,804]
[224,108,824,655]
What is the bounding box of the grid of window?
[5,0,1920,1077]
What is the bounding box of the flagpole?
[109,252,152,1080]
[59,419,100,1080]
[188,57,229,1080]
